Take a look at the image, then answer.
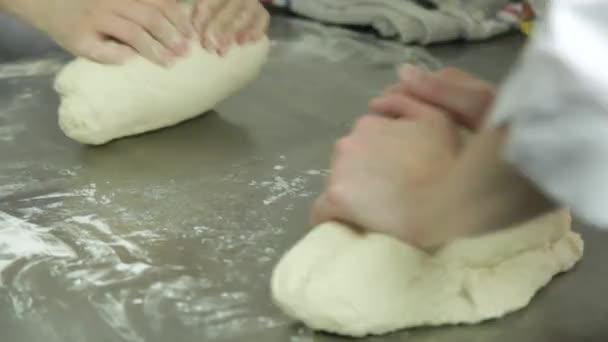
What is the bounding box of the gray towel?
[269,0,514,44]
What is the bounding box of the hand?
[192,0,270,55]
[13,0,193,65]
[311,110,461,247]
[370,66,496,130]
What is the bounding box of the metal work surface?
[1,16,607,342]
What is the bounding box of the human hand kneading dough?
[1,0,193,65]
[311,110,462,248]
[371,65,497,129]
[314,66,555,249]
[192,0,270,55]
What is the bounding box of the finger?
[141,0,193,37]
[235,2,260,44]
[207,0,246,54]
[406,222,460,251]
[73,36,136,65]
[399,65,495,129]
[310,194,332,227]
[369,93,444,120]
[383,83,405,95]
[98,14,175,66]
[310,192,357,229]
[434,67,475,82]
[369,94,460,148]
[115,0,188,55]
[223,0,256,46]
[351,114,394,135]
[246,7,270,42]
[193,0,227,50]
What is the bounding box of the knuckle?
[335,137,354,154]
[260,9,270,23]
[144,13,165,32]
[438,67,466,79]
[122,29,139,43]
[324,184,348,210]
[422,77,445,96]
[354,115,380,131]
[130,27,147,42]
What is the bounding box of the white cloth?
[490,0,608,226]
[269,0,513,44]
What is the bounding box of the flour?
[0,123,26,142]
[0,58,65,80]
[0,68,48,143]
[0,163,295,340]
[258,176,309,206]
[272,18,442,69]
[272,212,583,337]
[68,215,113,234]
[20,183,103,204]
[0,212,75,281]
[55,37,270,145]
[247,156,328,206]
[0,183,26,197]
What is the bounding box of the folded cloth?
[262,0,516,44]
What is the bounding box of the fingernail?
[172,40,185,55]
[164,52,176,67]
[207,32,220,49]
[399,64,422,83]
[225,37,234,50]
[219,42,230,56]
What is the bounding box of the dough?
[271,210,583,337]
[54,37,270,145]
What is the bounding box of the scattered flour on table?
[271,18,442,69]
[248,156,329,206]
[0,156,304,339]
[0,212,76,277]
[0,58,64,79]
[0,60,57,142]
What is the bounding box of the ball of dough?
[54,38,270,145]
[271,210,583,337]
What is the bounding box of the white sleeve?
[488,0,608,226]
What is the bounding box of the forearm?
[424,127,556,246]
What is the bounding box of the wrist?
[420,128,556,248]
[413,178,479,249]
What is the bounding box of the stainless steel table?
[1,15,607,342]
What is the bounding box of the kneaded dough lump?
[271,210,583,337]
[54,38,270,145]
